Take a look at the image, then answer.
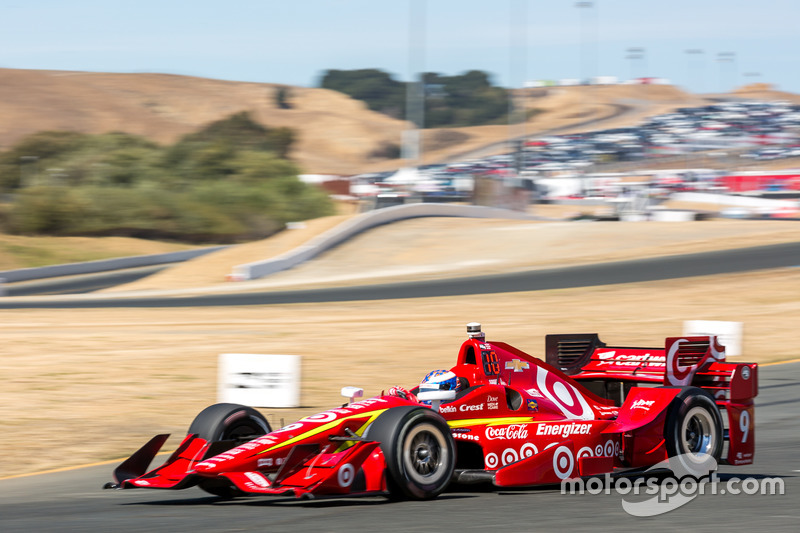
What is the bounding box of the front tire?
[663,387,723,476]
[187,403,271,497]
[365,407,456,500]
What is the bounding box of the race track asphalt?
[1,241,799,309]
[1,362,797,532]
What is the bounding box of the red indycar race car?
[106,323,758,500]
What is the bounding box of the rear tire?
[365,407,455,500]
[663,387,723,476]
[187,403,271,498]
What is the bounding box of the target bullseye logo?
[485,453,499,469]
[552,446,574,479]
[552,382,575,407]
[666,338,698,386]
[277,422,304,432]
[501,448,519,466]
[604,440,614,457]
[536,368,592,420]
[302,411,338,423]
[337,463,355,488]
[521,443,538,458]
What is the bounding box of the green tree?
[318,68,512,128]
[319,69,406,119]
[275,86,292,109]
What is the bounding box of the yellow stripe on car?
[447,416,536,429]
[259,409,389,454]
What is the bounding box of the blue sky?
[2,0,799,94]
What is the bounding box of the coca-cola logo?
[485,424,529,440]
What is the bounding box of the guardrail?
[671,192,799,209]
[0,245,229,283]
[230,203,538,281]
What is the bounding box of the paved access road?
[1,362,797,533]
[1,241,799,309]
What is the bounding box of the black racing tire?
[187,403,271,498]
[663,387,723,477]
[364,406,456,500]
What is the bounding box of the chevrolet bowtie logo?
[505,359,530,372]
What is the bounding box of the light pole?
[626,47,645,81]
[717,52,736,93]
[509,0,528,167]
[576,1,595,121]
[685,49,704,94]
[743,72,761,88]
[403,0,426,172]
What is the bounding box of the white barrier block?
[218,353,300,407]
[683,320,743,357]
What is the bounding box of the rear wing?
[546,333,758,465]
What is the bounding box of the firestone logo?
[485,424,529,440]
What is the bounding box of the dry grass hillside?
[734,83,800,104]
[5,68,785,176]
[0,68,406,175]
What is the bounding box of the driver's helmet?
[419,370,461,403]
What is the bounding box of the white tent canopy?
[384,167,424,184]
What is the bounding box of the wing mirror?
[417,389,457,412]
[341,386,364,405]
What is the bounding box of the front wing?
[106,433,387,498]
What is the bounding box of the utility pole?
[576,1,595,121]
[626,47,645,81]
[717,52,736,93]
[403,0,426,172]
[685,49,704,94]
[509,0,528,173]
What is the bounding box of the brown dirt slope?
[734,83,800,104]
[4,68,778,175]
[103,214,354,291]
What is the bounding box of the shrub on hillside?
[0,113,333,242]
